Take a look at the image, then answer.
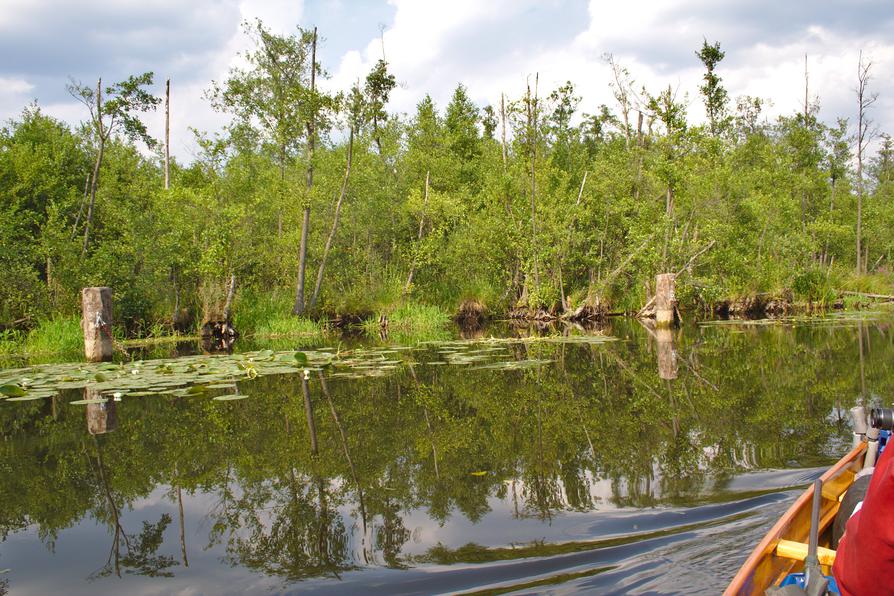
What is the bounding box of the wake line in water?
[581,492,788,538]
[296,492,792,595]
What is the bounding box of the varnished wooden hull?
[724,443,867,595]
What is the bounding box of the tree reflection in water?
[1,317,890,586]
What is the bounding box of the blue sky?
[0,0,891,161]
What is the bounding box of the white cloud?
[239,0,304,35]
[1,0,892,162]
[0,76,35,122]
[326,0,893,156]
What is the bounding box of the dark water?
[2,313,893,595]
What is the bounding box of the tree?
[444,84,481,189]
[206,19,330,315]
[695,40,730,136]
[855,50,878,273]
[295,26,320,315]
[68,73,159,254]
[546,81,582,171]
[481,105,497,140]
[309,83,366,310]
[364,59,396,155]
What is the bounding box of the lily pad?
[0,384,26,397]
[69,398,107,405]
[213,394,248,401]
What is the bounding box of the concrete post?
[655,273,676,327]
[82,287,113,362]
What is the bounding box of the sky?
[0,0,891,162]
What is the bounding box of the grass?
[232,289,327,340]
[837,271,894,296]
[254,316,326,339]
[363,302,452,343]
[0,316,84,364]
[24,316,83,356]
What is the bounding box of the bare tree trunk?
[294,27,317,315]
[855,50,878,274]
[500,92,507,167]
[171,266,180,325]
[71,172,91,240]
[802,56,809,236]
[557,258,566,310]
[310,127,354,310]
[164,78,170,190]
[663,186,674,267]
[222,274,236,323]
[83,78,104,256]
[608,55,632,147]
[634,111,644,202]
[528,74,540,291]
[404,170,429,296]
[278,144,286,238]
[804,54,809,120]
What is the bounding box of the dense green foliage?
[1,30,892,336]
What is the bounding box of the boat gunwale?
[724,442,866,595]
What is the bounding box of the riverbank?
[2,270,892,364]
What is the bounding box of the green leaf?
[185,385,208,395]
[94,373,109,382]
[69,398,107,405]
[213,394,248,401]
[294,352,308,366]
[0,384,25,397]
[6,395,47,402]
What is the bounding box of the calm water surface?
[2,314,892,595]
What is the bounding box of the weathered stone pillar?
[655,273,676,328]
[82,287,113,362]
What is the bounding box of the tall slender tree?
[695,40,729,136]
[855,50,878,273]
[295,26,319,315]
[364,59,396,155]
[68,73,159,254]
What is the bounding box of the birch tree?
[68,73,159,254]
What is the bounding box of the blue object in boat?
[879,429,890,456]
[779,572,840,593]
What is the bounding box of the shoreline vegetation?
[1,289,892,364]
[2,24,893,357]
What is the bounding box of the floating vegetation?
[0,349,331,405]
[0,333,618,405]
[469,359,553,371]
[699,311,892,329]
